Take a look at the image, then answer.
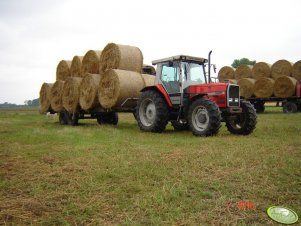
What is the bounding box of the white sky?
[0,0,300,104]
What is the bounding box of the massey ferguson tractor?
[135,52,257,136]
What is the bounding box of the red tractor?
[135,52,257,136]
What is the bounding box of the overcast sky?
[0,0,300,104]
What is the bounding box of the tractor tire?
[68,112,79,126]
[283,101,298,113]
[59,109,68,125]
[171,120,189,131]
[225,100,257,135]
[97,112,119,125]
[253,102,265,113]
[188,98,221,136]
[135,90,169,133]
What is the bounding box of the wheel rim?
[139,98,156,127]
[192,106,209,132]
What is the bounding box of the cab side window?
[161,64,180,93]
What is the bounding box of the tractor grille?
[227,85,240,107]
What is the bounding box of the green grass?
[0,107,300,225]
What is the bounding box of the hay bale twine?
[292,60,301,81]
[234,65,253,80]
[50,80,65,112]
[98,69,144,109]
[62,77,83,113]
[39,83,53,113]
[274,76,297,98]
[99,43,143,74]
[217,66,235,82]
[82,50,102,74]
[254,78,274,98]
[56,60,71,81]
[70,56,84,77]
[252,62,271,79]
[237,78,255,98]
[142,74,155,86]
[143,64,156,75]
[79,73,101,110]
[271,59,293,79]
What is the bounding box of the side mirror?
[213,64,217,73]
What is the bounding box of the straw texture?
[99,43,143,74]
[98,69,144,109]
[292,60,301,81]
[234,65,253,80]
[82,50,102,74]
[142,74,155,86]
[274,76,297,98]
[143,64,156,75]
[218,66,235,82]
[79,73,101,110]
[237,78,255,98]
[56,60,71,81]
[271,60,293,79]
[50,80,65,112]
[252,62,271,79]
[62,77,83,113]
[254,78,274,98]
[70,56,84,77]
[39,83,53,113]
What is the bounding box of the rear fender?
[141,85,173,107]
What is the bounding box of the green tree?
[231,58,256,69]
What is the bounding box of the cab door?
[160,63,181,106]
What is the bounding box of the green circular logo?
[267,206,298,224]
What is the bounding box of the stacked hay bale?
[218,59,300,99]
[39,42,156,116]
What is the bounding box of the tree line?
[0,98,39,108]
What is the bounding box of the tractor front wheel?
[135,90,169,133]
[225,100,257,135]
[188,98,221,136]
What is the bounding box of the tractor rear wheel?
[188,98,221,136]
[225,100,257,135]
[97,112,118,125]
[136,90,169,133]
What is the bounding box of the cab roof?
[152,55,207,65]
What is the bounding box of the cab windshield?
[182,62,206,88]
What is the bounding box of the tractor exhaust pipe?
[208,50,212,83]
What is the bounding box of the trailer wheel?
[283,102,298,113]
[171,120,189,130]
[97,112,118,125]
[68,112,79,126]
[136,90,169,133]
[225,100,257,135]
[253,101,265,113]
[188,98,221,136]
[59,109,68,125]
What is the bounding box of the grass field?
[0,107,300,225]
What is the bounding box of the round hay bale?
[56,60,71,81]
[82,50,102,74]
[252,62,271,79]
[274,76,297,98]
[142,74,155,86]
[39,83,53,113]
[98,69,144,109]
[79,73,101,110]
[237,78,255,98]
[143,64,156,75]
[223,79,237,84]
[217,66,235,82]
[50,80,65,112]
[271,59,293,79]
[70,56,84,77]
[99,43,143,74]
[234,65,253,80]
[254,78,274,98]
[62,77,83,113]
[292,60,301,81]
